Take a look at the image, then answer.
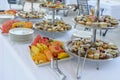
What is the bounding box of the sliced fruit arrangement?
[0,20,19,33]
[12,21,33,28]
[0,9,17,15]
[0,20,33,33]
[29,34,69,65]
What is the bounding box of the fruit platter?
[74,15,119,29]
[64,38,120,61]
[0,9,17,16]
[29,35,72,66]
[33,20,72,32]
[0,20,33,34]
[17,11,45,19]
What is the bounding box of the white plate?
[72,30,92,39]
[30,52,73,67]
[9,28,34,35]
[9,28,34,42]
[0,14,15,18]
[38,55,73,66]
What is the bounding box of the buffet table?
[0,0,120,80]
[1,28,120,80]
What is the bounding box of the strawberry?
[55,45,64,53]
[43,37,49,40]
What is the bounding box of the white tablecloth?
[0,28,120,80]
[0,34,37,80]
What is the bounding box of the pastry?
[86,22,92,26]
[110,45,118,50]
[75,15,119,28]
[94,53,100,59]
[111,20,119,26]
[87,54,94,59]
[92,22,99,27]
[78,21,85,25]
[99,22,108,28]
[35,20,71,32]
[67,39,119,60]
[99,53,107,59]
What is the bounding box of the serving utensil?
[51,57,66,80]
[76,46,95,80]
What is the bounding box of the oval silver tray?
[40,5,69,10]
[74,18,119,30]
[16,12,45,19]
[64,39,120,62]
[33,22,72,33]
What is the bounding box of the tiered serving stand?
[39,0,69,22]
[33,0,72,38]
[16,0,45,21]
[64,0,120,79]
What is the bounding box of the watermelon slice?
[55,44,64,53]
[31,34,41,46]
[0,20,19,33]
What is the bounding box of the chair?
[77,0,89,15]
[74,0,90,28]
[8,0,25,10]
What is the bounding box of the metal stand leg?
[63,10,68,17]
[9,4,11,9]
[92,29,97,42]
[22,2,25,11]
[84,28,90,31]
[74,22,77,28]
[76,48,88,80]
[76,50,81,80]
[103,29,108,36]
[100,30,102,36]
[96,62,100,70]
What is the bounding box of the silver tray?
[64,38,120,62]
[33,21,72,33]
[40,5,69,10]
[16,12,45,19]
[74,18,119,30]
